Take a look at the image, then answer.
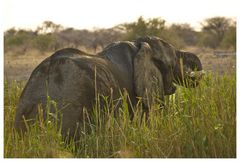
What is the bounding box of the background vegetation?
[4,16,236,54]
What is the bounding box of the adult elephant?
[14,36,203,140]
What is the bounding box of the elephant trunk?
[174,50,204,87]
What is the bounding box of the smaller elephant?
[14,36,204,141]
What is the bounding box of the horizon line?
[4,16,236,32]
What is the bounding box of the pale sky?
[3,0,238,31]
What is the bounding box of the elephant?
[14,36,204,140]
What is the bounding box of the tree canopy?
[4,16,236,54]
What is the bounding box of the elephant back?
[98,41,138,74]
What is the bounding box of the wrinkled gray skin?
[14,36,203,140]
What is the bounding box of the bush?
[160,29,186,49]
[32,34,57,52]
[122,16,165,40]
[4,29,36,52]
[220,26,236,50]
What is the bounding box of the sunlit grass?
[4,72,236,158]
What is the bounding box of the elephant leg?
[14,58,50,133]
[140,103,149,124]
[47,57,96,141]
[127,93,136,121]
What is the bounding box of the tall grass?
[4,72,236,158]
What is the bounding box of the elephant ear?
[133,42,164,110]
[135,36,177,95]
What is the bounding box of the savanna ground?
[4,47,236,158]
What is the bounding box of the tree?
[200,17,232,48]
[169,23,197,46]
[32,33,56,52]
[147,17,165,36]
[92,27,123,52]
[4,28,17,37]
[220,21,236,50]
[122,16,165,40]
[4,29,37,53]
[36,21,63,34]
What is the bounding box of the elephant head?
[173,50,204,87]
[134,36,204,96]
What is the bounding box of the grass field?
[4,71,236,158]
